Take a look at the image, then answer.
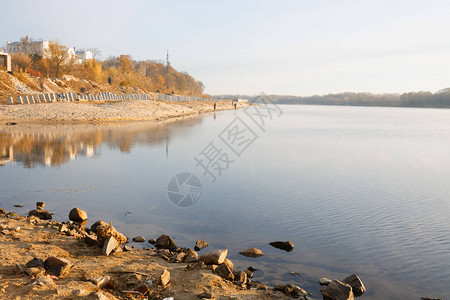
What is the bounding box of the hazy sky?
[2,0,450,96]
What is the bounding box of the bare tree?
[87,48,101,60]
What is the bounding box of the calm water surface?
[1,105,450,299]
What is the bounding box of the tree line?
[217,89,450,108]
[9,38,205,97]
[271,89,450,108]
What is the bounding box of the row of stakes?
[7,93,217,104]
[7,92,151,104]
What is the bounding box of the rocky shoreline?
[0,203,371,300]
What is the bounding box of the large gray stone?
[269,241,295,252]
[91,220,108,232]
[154,234,177,250]
[26,257,44,268]
[28,209,52,220]
[44,257,72,277]
[342,274,366,297]
[233,270,247,285]
[215,264,234,281]
[102,236,118,256]
[223,258,234,270]
[321,280,354,300]
[199,249,228,265]
[96,223,127,246]
[184,248,199,263]
[132,236,146,243]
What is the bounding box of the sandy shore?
[0,209,299,300]
[0,100,249,123]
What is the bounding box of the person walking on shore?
[233,102,237,110]
[214,103,216,111]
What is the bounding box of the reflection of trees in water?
[0,118,203,168]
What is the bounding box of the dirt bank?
[0,101,248,124]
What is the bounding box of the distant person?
[234,102,237,110]
[214,103,216,111]
[108,77,112,85]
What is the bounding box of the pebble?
[239,248,264,258]
[198,292,213,298]
[72,289,89,296]
[319,277,332,286]
[132,236,146,243]
[91,275,111,288]
[159,269,170,286]
[32,275,55,286]
[195,238,209,251]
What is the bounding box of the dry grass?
[0,71,152,104]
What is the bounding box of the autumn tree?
[77,59,103,82]
[10,53,31,72]
[118,55,133,73]
[46,42,76,78]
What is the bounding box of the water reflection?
[0,118,203,168]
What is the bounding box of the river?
[1,105,449,299]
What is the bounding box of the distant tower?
[166,49,170,68]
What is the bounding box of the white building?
[75,50,93,64]
[6,36,50,58]
[6,37,95,64]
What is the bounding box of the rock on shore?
[1,206,316,300]
[69,208,88,222]
[269,241,294,252]
[239,248,264,258]
[343,274,366,297]
[321,280,354,300]
[199,249,228,265]
[320,275,366,299]
[195,238,209,251]
[154,234,177,250]
[96,222,127,246]
[28,202,52,220]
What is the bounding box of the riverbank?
[0,100,248,124]
[0,207,304,300]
